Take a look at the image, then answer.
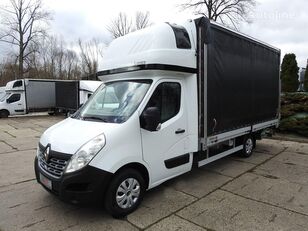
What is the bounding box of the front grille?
[38,147,69,178]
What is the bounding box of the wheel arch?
[235,132,257,146]
[114,162,150,189]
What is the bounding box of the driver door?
[140,80,191,187]
[7,93,25,114]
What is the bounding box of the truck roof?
[98,17,280,79]
[99,22,196,75]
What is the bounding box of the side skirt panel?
[198,145,243,167]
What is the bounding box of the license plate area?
[40,173,52,190]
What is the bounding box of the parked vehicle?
[0,79,56,118]
[55,80,102,115]
[0,79,102,118]
[34,17,280,217]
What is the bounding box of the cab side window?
[7,93,21,104]
[13,80,23,88]
[145,82,181,123]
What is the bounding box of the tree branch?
[179,0,255,29]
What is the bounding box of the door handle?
[175,129,185,134]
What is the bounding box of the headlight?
[65,133,106,173]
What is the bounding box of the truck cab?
[0,80,26,117]
[35,21,199,217]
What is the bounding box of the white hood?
[40,117,120,155]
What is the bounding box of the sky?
[0,0,308,68]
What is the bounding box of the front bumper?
[34,157,113,204]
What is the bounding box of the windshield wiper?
[81,116,108,122]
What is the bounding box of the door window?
[13,80,23,88]
[145,82,181,123]
[7,93,21,103]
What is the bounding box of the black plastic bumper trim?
[34,157,113,205]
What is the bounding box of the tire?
[104,168,146,218]
[240,135,254,158]
[0,110,9,118]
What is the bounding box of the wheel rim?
[245,138,253,154]
[116,178,140,209]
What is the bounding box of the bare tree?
[78,38,100,79]
[65,50,80,80]
[180,0,256,29]
[0,58,19,85]
[107,11,151,39]
[45,36,81,80]
[135,11,150,30]
[55,39,66,79]
[0,0,51,78]
[25,42,40,77]
[42,36,58,78]
[107,12,132,39]
[0,32,85,82]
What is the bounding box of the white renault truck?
[34,17,280,217]
[0,79,57,118]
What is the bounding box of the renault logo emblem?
[44,146,50,162]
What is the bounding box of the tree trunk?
[18,48,23,79]
[18,2,23,79]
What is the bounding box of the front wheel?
[104,168,145,218]
[0,110,9,118]
[240,136,255,158]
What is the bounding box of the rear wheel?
[104,168,145,218]
[0,110,9,118]
[48,111,55,116]
[240,136,254,158]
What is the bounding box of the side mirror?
[6,99,11,104]
[140,107,160,131]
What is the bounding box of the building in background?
[298,67,306,92]
[298,59,307,92]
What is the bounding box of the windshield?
[75,80,152,123]
[0,92,9,102]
